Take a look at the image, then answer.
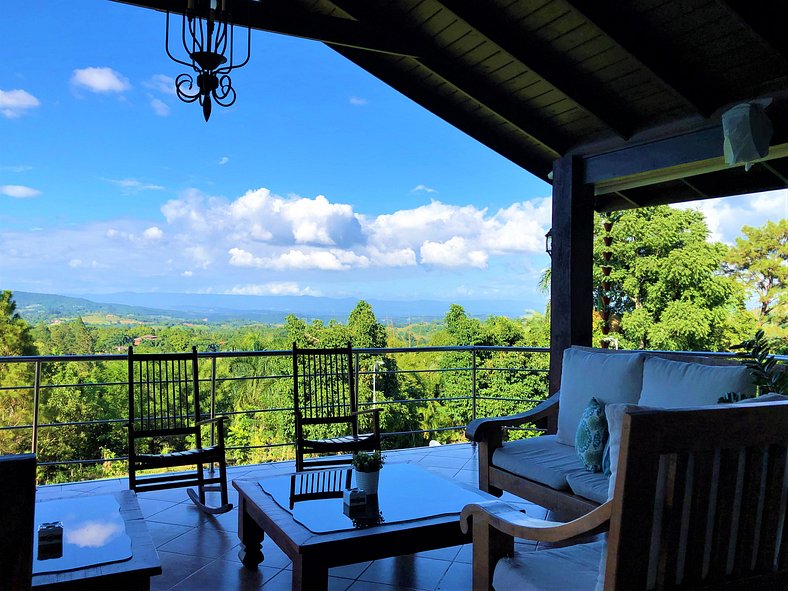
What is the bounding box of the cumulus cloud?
[672,189,788,243]
[226,282,320,296]
[228,247,369,271]
[107,178,165,193]
[219,156,229,165]
[0,89,40,118]
[150,98,170,116]
[420,237,488,268]
[1,185,40,198]
[349,96,368,106]
[71,67,130,93]
[411,184,436,194]
[142,226,164,241]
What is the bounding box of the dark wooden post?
[549,155,594,397]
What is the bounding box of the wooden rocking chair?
[127,346,232,514]
[293,343,381,472]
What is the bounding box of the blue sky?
[1,1,786,314]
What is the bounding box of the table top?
[31,490,161,590]
[234,463,494,562]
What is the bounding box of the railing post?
[210,355,217,447]
[31,360,41,456]
[353,350,360,401]
[471,346,477,422]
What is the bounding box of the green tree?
[724,219,787,327]
[595,207,752,351]
[0,291,36,357]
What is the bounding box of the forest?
[0,207,785,483]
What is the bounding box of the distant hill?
[10,290,539,325]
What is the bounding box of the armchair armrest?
[461,499,612,543]
[465,394,559,442]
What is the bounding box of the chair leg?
[219,458,229,508]
[197,462,206,505]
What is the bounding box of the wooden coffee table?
[234,463,495,590]
[32,490,161,591]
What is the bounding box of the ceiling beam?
[327,0,570,155]
[109,0,421,57]
[716,1,788,64]
[435,0,636,140]
[563,0,721,116]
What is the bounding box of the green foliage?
[732,329,788,396]
[594,207,752,351]
[351,450,385,472]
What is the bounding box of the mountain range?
[11,291,539,325]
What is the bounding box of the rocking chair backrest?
[293,344,357,425]
[128,346,202,442]
[608,402,788,590]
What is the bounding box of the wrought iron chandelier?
[165,0,251,121]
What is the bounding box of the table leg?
[292,555,328,591]
[237,498,265,569]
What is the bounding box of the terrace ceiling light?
[165,0,251,122]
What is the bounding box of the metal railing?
[0,346,550,472]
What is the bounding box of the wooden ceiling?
[114,0,788,210]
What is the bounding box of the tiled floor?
[36,443,551,591]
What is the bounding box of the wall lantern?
[545,228,553,257]
[165,0,251,121]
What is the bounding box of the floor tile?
[146,520,194,548]
[151,550,214,591]
[436,560,472,590]
[347,580,420,591]
[158,526,239,559]
[330,560,372,579]
[169,556,281,591]
[358,555,450,590]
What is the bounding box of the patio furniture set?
[2,346,786,591]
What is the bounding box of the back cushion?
[556,348,646,445]
[638,356,755,408]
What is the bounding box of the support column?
[549,156,594,397]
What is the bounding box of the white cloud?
[0,89,40,118]
[181,270,193,277]
[71,67,130,93]
[411,184,436,194]
[672,189,788,243]
[349,96,368,106]
[420,237,488,268]
[226,282,320,296]
[142,226,164,241]
[0,165,33,172]
[228,247,369,271]
[107,178,164,193]
[0,185,40,198]
[150,98,170,116]
[143,74,175,96]
[219,156,230,165]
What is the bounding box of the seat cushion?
[493,540,605,591]
[638,356,755,408]
[492,435,584,491]
[556,348,645,445]
[565,471,609,505]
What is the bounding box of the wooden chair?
[127,346,232,514]
[461,402,788,590]
[293,343,381,472]
[0,453,36,591]
[288,468,352,508]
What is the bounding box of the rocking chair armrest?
[460,499,612,544]
[465,394,559,442]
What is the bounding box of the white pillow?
[556,348,646,445]
[638,356,755,408]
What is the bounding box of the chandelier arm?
[212,76,237,107]
[175,74,202,103]
[165,11,196,69]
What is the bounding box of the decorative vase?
[355,469,380,495]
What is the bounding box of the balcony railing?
[0,346,550,479]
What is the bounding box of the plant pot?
[355,469,380,495]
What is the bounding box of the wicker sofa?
[466,346,756,519]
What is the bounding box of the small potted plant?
[351,450,385,495]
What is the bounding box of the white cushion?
[638,356,755,408]
[492,435,583,491]
[604,403,643,501]
[556,349,646,445]
[493,540,604,591]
